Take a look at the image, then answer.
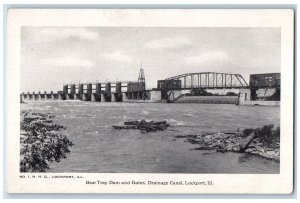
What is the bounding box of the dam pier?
[21,81,151,102]
[21,69,280,106]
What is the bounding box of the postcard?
[6,8,294,194]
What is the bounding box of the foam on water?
[182,113,194,117]
[166,118,197,127]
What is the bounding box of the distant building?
[249,73,280,89]
[127,82,145,92]
[155,80,182,100]
[157,80,181,90]
[249,73,280,101]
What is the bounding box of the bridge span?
[154,72,249,103]
[158,72,249,90]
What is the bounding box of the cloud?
[101,51,133,63]
[40,57,94,70]
[185,51,230,65]
[28,27,99,43]
[144,37,192,49]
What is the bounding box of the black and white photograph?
[6,9,294,194]
[20,26,281,174]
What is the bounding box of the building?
[156,79,182,100]
[249,73,280,88]
[238,73,280,106]
[157,79,181,90]
[127,82,145,92]
[249,73,280,101]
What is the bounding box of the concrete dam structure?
[20,70,280,106]
[21,81,152,102]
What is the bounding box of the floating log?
[148,121,167,125]
[239,131,257,152]
[124,121,140,125]
[112,125,139,130]
[113,120,169,132]
[124,120,167,126]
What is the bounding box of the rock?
[206,135,212,139]
[175,135,187,138]
[177,129,280,162]
[266,151,276,156]
[245,148,255,153]
[258,148,265,153]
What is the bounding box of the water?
[21,101,280,173]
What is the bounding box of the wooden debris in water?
[113,119,170,132]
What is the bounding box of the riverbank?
[175,125,280,162]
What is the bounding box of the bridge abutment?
[150,90,161,102]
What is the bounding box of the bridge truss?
[164,72,249,89]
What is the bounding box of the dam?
[20,69,280,106]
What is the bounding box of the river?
[21,101,280,173]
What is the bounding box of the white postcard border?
[6,9,294,194]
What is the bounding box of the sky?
[21,27,281,92]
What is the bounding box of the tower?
[138,61,146,92]
[138,61,145,83]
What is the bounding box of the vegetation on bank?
[186,89,238,96]
[242,125,280,148]
[20,111,74,172]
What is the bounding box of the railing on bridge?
[158,72,249,90]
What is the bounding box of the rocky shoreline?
[175,126,280,162]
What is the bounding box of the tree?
[20,111,74,172]
[225,92,238,96]
[242,124,280,148]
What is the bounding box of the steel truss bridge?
[164,72,249,89]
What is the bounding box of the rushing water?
[21,101,280,174]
